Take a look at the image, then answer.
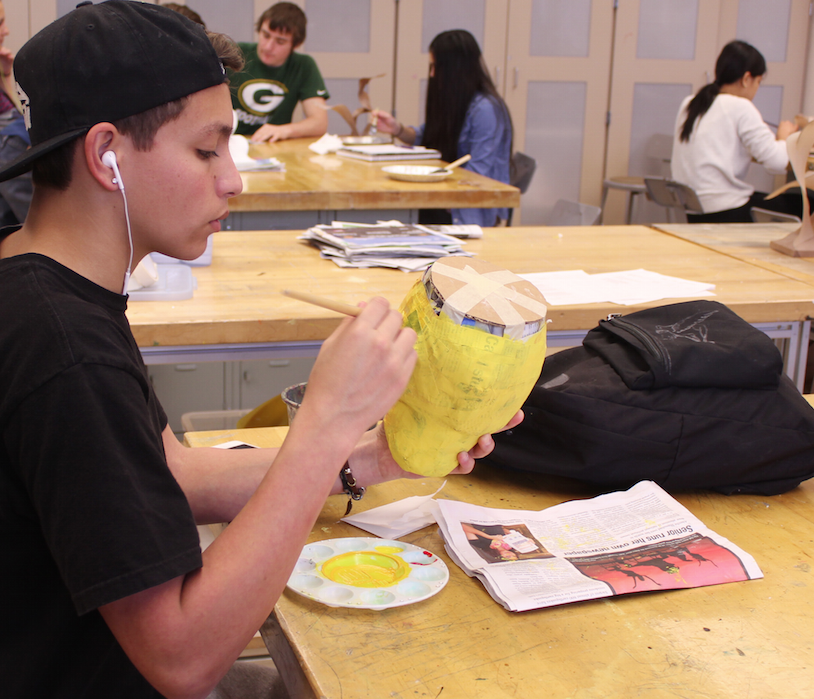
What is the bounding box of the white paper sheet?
[341,483,446,539]
[520,269,715,306]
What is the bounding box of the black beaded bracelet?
[339,461,365,515]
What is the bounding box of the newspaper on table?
[421,224,483,239]
[435,480,763,612]
[299,221,472,272]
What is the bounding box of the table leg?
[797,319,812,392]
[260,614,318,699]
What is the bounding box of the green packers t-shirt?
[231,44,329,136]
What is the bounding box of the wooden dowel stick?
[282,289,362,317]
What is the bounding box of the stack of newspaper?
[435,481,762,612]
[299,221,474,272]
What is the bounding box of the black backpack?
[487,300,814,495]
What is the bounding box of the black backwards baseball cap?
[0,0,227,183]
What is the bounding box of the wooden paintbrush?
[282,289,362,317]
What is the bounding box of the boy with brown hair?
[230,1,330,143]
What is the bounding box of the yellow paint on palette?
[321,551,410,588]
[375,545,405,554]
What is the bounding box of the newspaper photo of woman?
[461,522,552,564]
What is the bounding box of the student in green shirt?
[230,2,330,143]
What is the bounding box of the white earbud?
[102,149,133,294]
[102,150,124,191]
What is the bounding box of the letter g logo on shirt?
[239,80,288,116]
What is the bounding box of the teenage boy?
[230,1,329,143]
[0,3,517,697]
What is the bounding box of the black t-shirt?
[0,251,203,697]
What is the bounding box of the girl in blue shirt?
[374,30,513,226]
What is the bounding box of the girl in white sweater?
[671,40,810,223]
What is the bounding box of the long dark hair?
[679,40,766,142]
[422,29,511,162]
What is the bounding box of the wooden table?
[653,222,814,286]
[225,138,520,230]
[185,425,814,699]
[653,222,814,388]
[128,225,814,387]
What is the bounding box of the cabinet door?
[299,0,397,136]
[239,357,316,412]
[504,0,614,224]
[148,362,226,434]
[604,0,722,224]
[7,1,46,52]
[603,0,809,224]
[717,0,810,196]
[393,0,510,131]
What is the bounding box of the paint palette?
[287,537,449,610]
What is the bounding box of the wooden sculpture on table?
[768,119,814,257]
[322,74,389,138]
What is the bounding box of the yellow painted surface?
[384,280,547,477]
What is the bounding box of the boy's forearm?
[167,424,394,522]
[163,427,279,523]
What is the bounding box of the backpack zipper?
[606,316,667,367]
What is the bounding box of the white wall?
[803,6,814,116]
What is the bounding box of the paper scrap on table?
[228,135,284,171]
[309,133,344,155]
[520,269,715,306]
[341,483,446,539]
[127,255,159,291]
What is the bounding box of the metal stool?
[600,176,647,225]
[750,207,801,224]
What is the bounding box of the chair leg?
[625,191,637,225]
[599,184,609,225]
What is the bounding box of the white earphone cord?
[120,187,134,295]
[102,151,133,295]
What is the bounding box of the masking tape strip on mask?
[430,263,548,341]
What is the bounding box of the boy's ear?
[84,123,122,192]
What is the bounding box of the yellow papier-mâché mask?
[383,257,548,477]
